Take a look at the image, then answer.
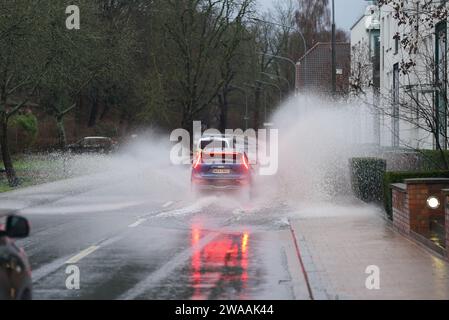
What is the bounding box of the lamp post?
[243,83,262,129]
[331,0,337,96]
[256,80,282,122]
[251,17,307,60]
[258,52,296,91]
[251,17,307,92]
[229,85,249,130]
[260,72,291,91]
[256,80,282,102]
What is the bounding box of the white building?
[350,3,381,145]
[351,0,449,150]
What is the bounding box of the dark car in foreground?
[66,136,118,154]
[0,215,32,300]
[191,148,253,198]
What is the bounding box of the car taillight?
[242,154,249,170]
[193,152,202,169]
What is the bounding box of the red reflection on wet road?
[191,227,202,299]
[190,226,250,300]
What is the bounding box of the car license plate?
[213,169,230,174]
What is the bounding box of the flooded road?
[0,172,310,300]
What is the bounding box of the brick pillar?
[404,179,449,238]
[392,183,409,234]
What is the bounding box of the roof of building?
[350,14,365,31]
[298,42,350,62]
[296,42,350,93]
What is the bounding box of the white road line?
[128,218,147,228]
[33,256,73,283]
[65,246,100,264]
[33,236,124,284]
[162,201,174,208]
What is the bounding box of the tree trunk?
[56,115,67,148]
[100,102,109,120]
[218,91,229,133]
[0,113,19,187]
[435,138,449,170]
[88,89,99,128]
[254,86,262,130]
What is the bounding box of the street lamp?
[331,0,337,96]
[251,17,307,92]
[256,80,282,122]
[250,17,307,60]
[258,52,296,90]
[229,85,249,130]
[256,80,282,102]
[260,72,291,91]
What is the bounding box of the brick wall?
[392,179,449,257]
[405,179,448,238]
[392,184,409,234]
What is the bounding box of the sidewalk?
[290,204,449,300]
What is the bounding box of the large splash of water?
[15,94,378,210]
[254,94,377,206]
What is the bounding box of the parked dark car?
[0,215,32,300]
[66,136,118,154]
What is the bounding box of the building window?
[392,63,400,147]
[381,17,385,70]
[386,15,390,49]
[394,35,399,54]
[435,21,447,149]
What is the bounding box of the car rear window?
[202,152,243,164]
[200,139,229,150]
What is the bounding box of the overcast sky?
[257,0,368,32]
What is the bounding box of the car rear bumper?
[191,176,251,190]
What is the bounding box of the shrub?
[383,170,449,219]
[350,158,386,203]
[10,113,38,148]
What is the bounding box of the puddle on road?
[189,227,251,300]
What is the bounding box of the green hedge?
[383,170,449,219]
[10,113,38,148]
[350,158,386,203]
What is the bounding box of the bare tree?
[371,0,449,168]
[295,0,348,48]
[0,2,56,186]
[350,42,376,95]
[161,0,253,134]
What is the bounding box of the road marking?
[128,218,147,228]
[33,256,73,283]
[288,219,314,300]
[65,246,100,264]
[162,201,174,208]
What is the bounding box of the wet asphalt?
[0,170,309,300]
